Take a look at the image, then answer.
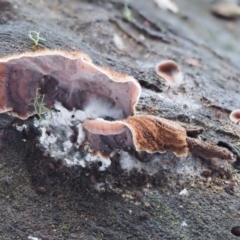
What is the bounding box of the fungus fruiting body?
[83,115,188,157]
[155,60,183,88]
[0,50,141,168]
[83,115,236,163]
[0,50,236,169]
[229,109,240,124]
[0,50,141,120]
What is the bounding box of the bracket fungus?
[155,60,183,88]
[0,50,141,119]
[83,115,189,157]
[230,109,240,124]
[83,116,236,163]
[0,50,236,168]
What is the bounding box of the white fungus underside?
[34,100,117,170]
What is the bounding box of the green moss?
[147,193,180,227]
[28,88,52,123]
[96,235,103,240]
[61,223,70,232]
[28,31,46,46]
[123,3,133,22]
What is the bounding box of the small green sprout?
[123,3,133,22]
[28,88,52,123]
[28,31,46,46]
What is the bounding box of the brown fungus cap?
[230,109,240,124]
[124,115,188,156]
[83,115,189,157]
[155,60,183,87]
[0,50,141,119]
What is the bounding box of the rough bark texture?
[0,0,240,239]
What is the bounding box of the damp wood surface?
[0,0,240,239]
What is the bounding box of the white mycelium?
[83,97,124,119]
[15,124,27,132]
[35,100,119,170]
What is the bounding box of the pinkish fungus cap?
[155,60,183,87]
[83,118,126,135]
[0,50,141,119]
[230,109,240,124]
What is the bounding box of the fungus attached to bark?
[229,109,240,124]
[0,50,141,120]
[0,50,236,169]
[155,60,183,88]
[0,50,142,167]
[83,115,189,157]
[84,115,236,163]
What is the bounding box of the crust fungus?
[155,60,183,88]
[229,109,240,124]
[0,50,236,168]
